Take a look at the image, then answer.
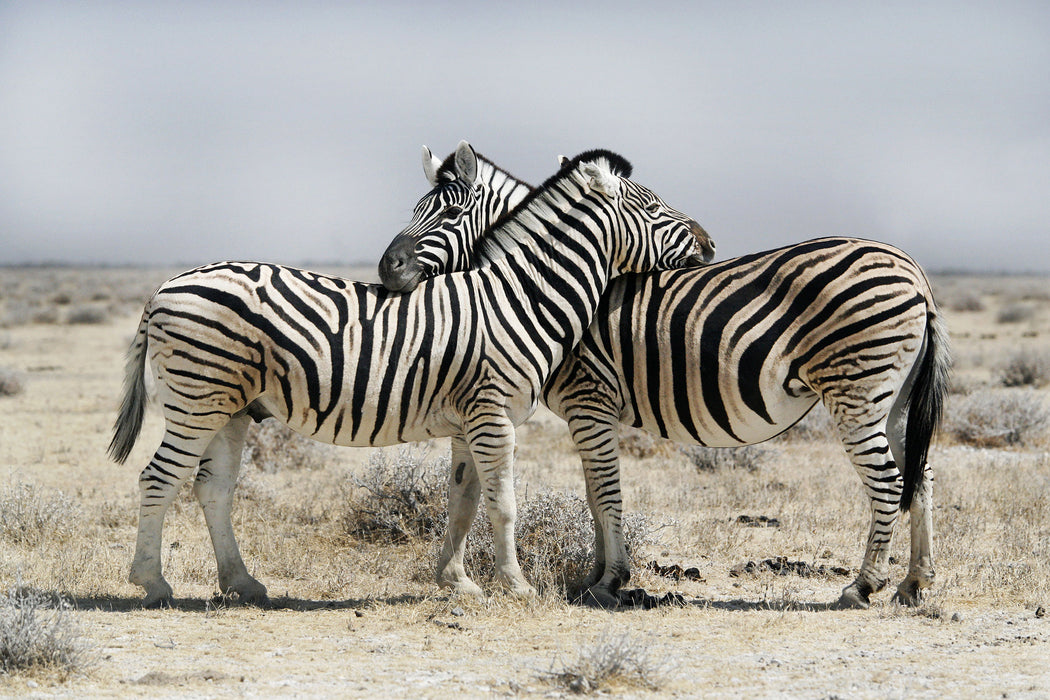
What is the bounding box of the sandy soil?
[1,271,1049,698]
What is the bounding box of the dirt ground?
[1,269,1049,698]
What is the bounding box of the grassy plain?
[0,266,1048,698]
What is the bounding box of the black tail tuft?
[900,309,951,512]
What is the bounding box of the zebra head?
[379,141,532,292]
[560,150,716,275]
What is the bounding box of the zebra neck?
[473,180,614,367]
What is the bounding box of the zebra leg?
[580,474,607,594]
[130,427,215,608]
[836,423,901,609]
[192,415,269,606]
[894,462,935,605]
[436,436,485,598]
[566,409,629,609]
[465,411,534,597]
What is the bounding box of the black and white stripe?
[109,143,707,607]
[378,152,950,610]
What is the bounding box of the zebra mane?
[495,148,632,226]
[475,148,633,262]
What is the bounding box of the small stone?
[354,610,365,618]
[568,676,591,693]
[951,612,963,622]
[1035,606,1045,619]
[450,606,465,617]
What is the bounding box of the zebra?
[108,143,711,607]
[378,150,950,610]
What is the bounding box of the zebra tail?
[900,305,951,513]
[108,309,150,464]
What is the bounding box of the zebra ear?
[454,140,479,185]
[422,146,442,187]
[581,161,621,198]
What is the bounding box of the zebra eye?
[443,205,463,219]
[645,202,661,214]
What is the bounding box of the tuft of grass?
[342,445,449,542]
[946,389,1050,447]
[0,587,95,678]
[543,631,671,694]
[0,368,25,397]
[998,349,1050,388]
[681,444,774,472]
[0,484,79,546]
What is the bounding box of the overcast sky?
[1,1,1047,272]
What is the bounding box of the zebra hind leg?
[130,427,216,607]
[435,436,485,598]
[192,415,269,606]
[833,415,901,610]
[893,462,934,605]
[566,410,630,609]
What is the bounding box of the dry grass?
[0,586,95,679]
[0,483,80,546]
[0,269,1048,696]
[543,630,672,693]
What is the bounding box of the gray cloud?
[1,1,1048,271]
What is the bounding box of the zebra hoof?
[440,578,486,599]
[142,592,175,609]
[836,583,871,610]
[220,583,270,608]
[891,580,924,607]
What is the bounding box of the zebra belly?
[253,388,463,448]
[631,391,820,447]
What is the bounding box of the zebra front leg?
[436,436,485,598]
[465,411,534,597]
[130,428,214,607]
[567,410,628,609]
[894,463,935,606]
[192,415,269,606]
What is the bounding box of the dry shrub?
[682,444,774,472]
[0,484,79,546]
[774,407,835,442]
[462,489,663,595]
[998,349,1050,388]
[65,305,108,325]
[544,630,671,694]
[946,389,1050,447]
[0,587,94,678]
[0,368,24,398]
[342,445,449,542]
[996,303,1035,324]
[946,292,985,313]
[619,427,676,459]
[244,420,328,473]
